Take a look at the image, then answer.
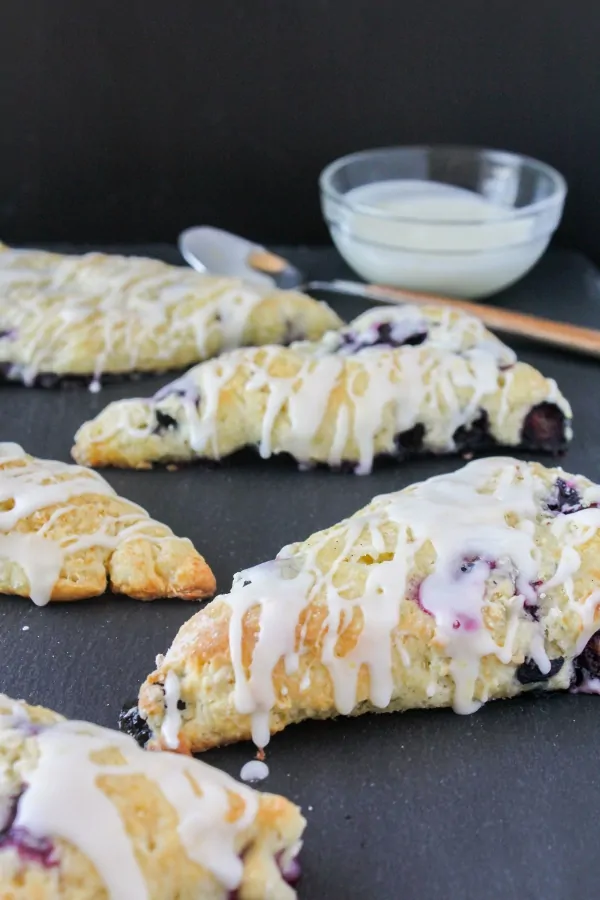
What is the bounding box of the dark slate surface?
[1,245,600,900]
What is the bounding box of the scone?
[0,693,305,899]
[127,457,600,752]
[72,304,572,473]
[0,243,342,387]
[0,442,215,604]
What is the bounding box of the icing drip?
[240,760,270,783]
[161,670,183,749]
[0,245,281,387]
[0,534,63,607]
[0,701,259,897]
[247,354,344,462]
[218,459,599,744]
[229,559,314,748]
[0,443,186,605]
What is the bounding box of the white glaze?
[327,180,551,298]
[0,698,260,897]
[161,669,183,749]
[210,458,599,744]
[0,245,273,387]
[240,760,270,783]
[84,304,572,474]
[0,443,185,605]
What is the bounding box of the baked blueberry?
[546,477,584,515]
[453,411,494,453]
[340,322,428,353]
[402,330,428,347]
[523,601,541,622]
[277,852,302,885]
[574,630,600,681]
[521,402,567,453]
[228,853,301,896]
[516,657,564,685]
[0,793,57,868]
[118,704,152,747]
[154,410,178,433]
[394,424,426,456]
[373,322,428,347]
[0,826,57,868]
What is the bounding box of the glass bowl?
[319,145,567,299]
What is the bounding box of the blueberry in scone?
[319,304,514,359]
[0,442,215,603]
[72,304,572,473]
[130,458,600,752]
[0,693,305,899]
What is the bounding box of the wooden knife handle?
[247,249,289,274]
[368,284,600,358]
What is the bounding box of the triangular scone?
[72,304,572,472]
[0,694,304,899]
[131,458,600,752]
[0,243,342,387]
[0,443,215,604]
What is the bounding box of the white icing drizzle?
[84,304,572,473]
[246,354,344,462]
[240,760,270,783]
[0,245,279,385]
[161,670,183,749]
[543,546,580,592]
[0,443,185,605]
[214,458,600,744]
[0,700,261,897]
[0,534,63,607]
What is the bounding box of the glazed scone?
[72,305,572,473]
[0,244,342,387]
[128,458,600,752]
[0,694,305,899]
[0,442,215,604]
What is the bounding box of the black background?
[2,1,600,258]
